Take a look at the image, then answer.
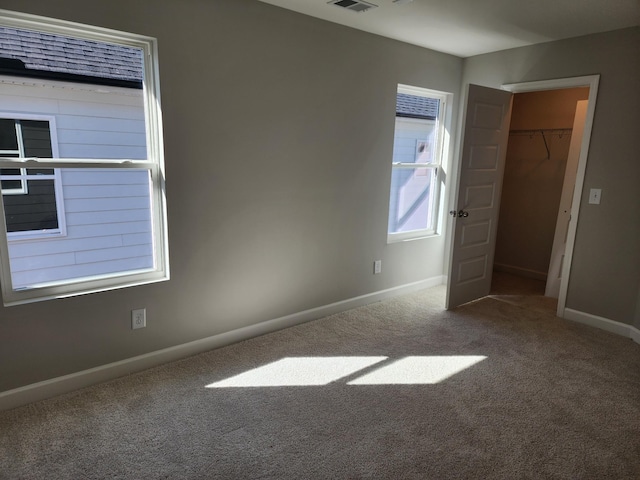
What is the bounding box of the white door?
[545,100,588,298]
[446,84,513,309]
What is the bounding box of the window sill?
[7,230,66,242]
[387,231,439,244]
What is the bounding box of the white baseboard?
[0,275,444,411]
[564,308,640,343]
[493,263,547,281]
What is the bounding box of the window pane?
[0,118,17,150]
[26,168,55,175]
[3,179,58,232]
[394,93,440,165]
[392,118,438,165]
[388,167,436,234]
[21,120,53,158]
[1,179,22,190]
[6,168,154,290]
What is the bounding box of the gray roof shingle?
[396,93,439,120]
[0,26,143,83]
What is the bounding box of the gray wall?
[463,27,640,324]
[0,0,461,392]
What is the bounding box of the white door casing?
[446,84,513,309]
[545,100,588,298]
[502,76,599,316]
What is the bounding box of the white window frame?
[0,9,168,306]
[0,114,67,240]
[0,119,30,195]
[387,84,449,243]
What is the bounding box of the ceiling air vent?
[328,0,378,13]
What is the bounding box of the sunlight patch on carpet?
[347,356,487,385]
[206,357,388,387]
[205,355,486,388]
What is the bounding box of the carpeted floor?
[1,276,639,479]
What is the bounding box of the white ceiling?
[257,0,640,57]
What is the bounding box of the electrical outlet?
[131,308,146,329]
[374,260,382,275]
[588,188,602,205]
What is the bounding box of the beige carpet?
[1,281,639,479]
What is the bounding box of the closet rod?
[508,128,572,136]
[508,128,572,159]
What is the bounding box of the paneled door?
[446,84,512,309]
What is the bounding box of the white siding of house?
[0,77,147,159]
[392,117,437,163]
[0,76,153,289]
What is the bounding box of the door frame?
[500,75,600,317]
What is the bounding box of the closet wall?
[494,88,589,280]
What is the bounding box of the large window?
[387,85,448,242]
[0,10,168,305]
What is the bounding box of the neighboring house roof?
[396,93,439,120]
[0,26,143,88]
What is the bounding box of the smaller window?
[0,116,66,240]
[387,85,448,242]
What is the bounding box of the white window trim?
[387,85,450,243]
[0,113,68,240]
[0,9,169,306]
[0,119,30,195]
[0,170,29,196]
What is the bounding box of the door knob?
[449,209,469,218]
